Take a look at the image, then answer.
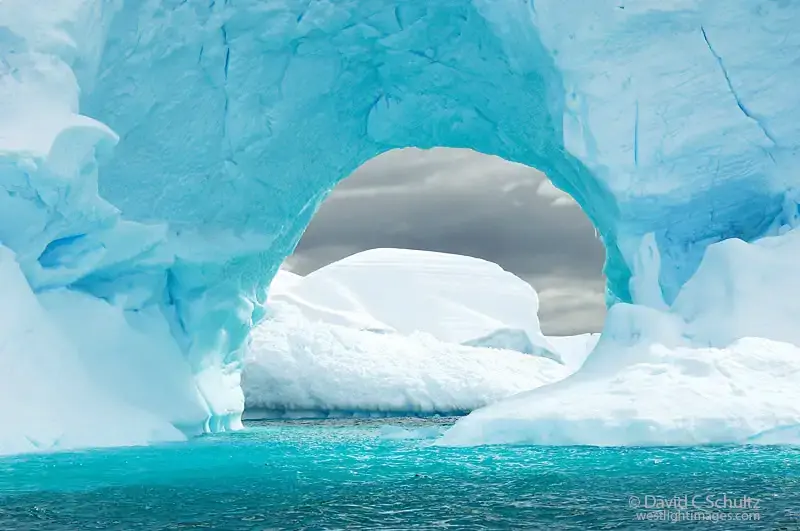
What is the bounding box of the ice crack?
[700,26,777,147]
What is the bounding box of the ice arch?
[1,0,799,442]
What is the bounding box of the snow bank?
[441,228,800,447]
[440,304,800,447]
[242,303,570,417]
[269,249,559,361]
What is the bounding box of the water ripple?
[0,419,798,530]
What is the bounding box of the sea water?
[1,418,798,530]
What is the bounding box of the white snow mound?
[269,249,560,361]
[439,304,800,447]
[242,302,572,417]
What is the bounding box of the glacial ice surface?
[673,226,800,349]
[2,0,800,452]
[441,318,800,446]
[441,229,800,447]
[0,245,186,455]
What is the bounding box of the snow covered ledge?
[440,222,800,447]
[1,0,799,451]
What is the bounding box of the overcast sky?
[284,148,606,335]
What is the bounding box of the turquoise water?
[1,418,799,530]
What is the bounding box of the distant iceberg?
[243,302,576,418]
[269,249,560,362]
[243,249,599,418]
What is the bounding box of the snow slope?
[0,246,186,455]
[545,333,600,371]
[441,306,800,447]
[270,249,559,361]
[243,302,571,418]
[441,229,800,447]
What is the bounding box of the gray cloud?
[285,148,607,335]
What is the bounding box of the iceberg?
[269,248,559,361]
[0,245,185,454]
[441,229,800,446]
[270,268,304,294]
[673,226,800,349]
[245,252,594,418]
[545,333,600,370]
[1,0,799,451]
[440,307,800,447]
[244,251,596,418]
[243,302,574,418]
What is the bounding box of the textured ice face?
[1,0,799,448]
[81,0,800,307]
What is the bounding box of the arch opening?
[240,147,607,419]
[280,147,607,337]
[71,0,633,425]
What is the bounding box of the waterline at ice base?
[2,0,800,454]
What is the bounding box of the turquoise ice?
[0,0,799,451]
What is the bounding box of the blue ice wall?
[83,0,800,310]
[2,0,799,435]
[80,0,618,369]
